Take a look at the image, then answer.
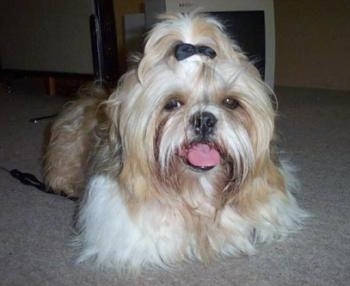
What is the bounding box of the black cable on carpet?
[0,167,78,201]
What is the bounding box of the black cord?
[1,167,78,202]
[29,113,58,123]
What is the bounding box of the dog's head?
[105,13,275,204]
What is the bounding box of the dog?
[44,12,307,272]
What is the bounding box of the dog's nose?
[190,111,217,137]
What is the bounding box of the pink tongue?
[187,143,220,168]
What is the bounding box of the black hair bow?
[174,43,217,61]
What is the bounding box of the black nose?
[190,111,217,137]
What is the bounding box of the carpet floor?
[0,79,349,286]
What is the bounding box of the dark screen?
[209,11,265,79]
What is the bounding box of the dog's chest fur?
[77,172,300,269]
[78,175,251,267]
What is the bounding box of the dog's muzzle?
[190,111,217,138]
[178,111,221,171]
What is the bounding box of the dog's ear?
[101,95,121,145]
[92,94,124,176]
[103,69,138,146]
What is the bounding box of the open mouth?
[178,142,221,171]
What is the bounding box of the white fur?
[77,175,190,272]
[76,164,307,272]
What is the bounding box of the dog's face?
[107,13,275,203]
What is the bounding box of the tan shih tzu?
[44,12,307,272]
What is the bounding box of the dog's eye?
[222,97,239,110]
[164,99,183,111]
